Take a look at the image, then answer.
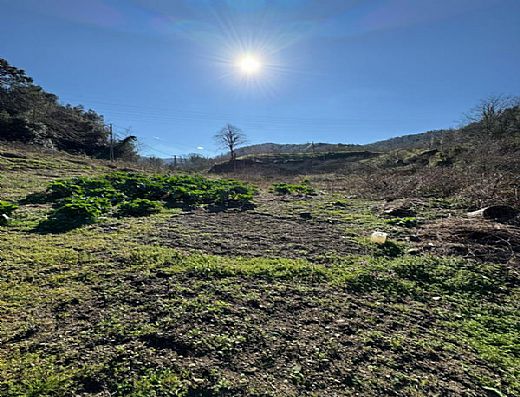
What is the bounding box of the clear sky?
[1,0,519,157]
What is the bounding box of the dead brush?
[417,217,520,265]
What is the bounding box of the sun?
[237,55,262,75]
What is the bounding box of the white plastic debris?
[370,231,388,244]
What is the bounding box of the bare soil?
[149,207,361,262]
[12,269,502,397]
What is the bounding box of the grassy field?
[0,146,518,396]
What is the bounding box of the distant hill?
[361,129,452,152]
[230,101,520,160]
[233,142,360,157]
[211,104,520,175]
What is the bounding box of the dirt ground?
[148,207,362,262]
[8,267,505,397]
[1,164,519,396]
[145,194,520,266]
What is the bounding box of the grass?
[0,148,518,396]
[1,226,517,395]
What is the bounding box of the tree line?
[0,58,137,160]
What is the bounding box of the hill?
[208,101,518,178]
[0,58,137,160]
[208,104,520,208]
[233,142,361,156]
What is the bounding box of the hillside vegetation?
[0,58,137,159]
[212,102,520,209]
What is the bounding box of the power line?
[58,94,435,127]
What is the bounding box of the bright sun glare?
[237,55,262,75]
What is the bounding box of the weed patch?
[271,181,315,195]
[385,217,418,228]
[28,172,256,232]
[37,197,111,233]
[117,199,162,217]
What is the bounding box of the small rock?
[467,205,518,221]
[299,212,312,220]
[383,207,416,217]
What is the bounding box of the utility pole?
[109,123,115,162]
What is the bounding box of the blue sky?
[1,0,519,157]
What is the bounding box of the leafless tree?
[466,95,520,136]
[214,124,247,161]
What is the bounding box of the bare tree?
[214,124,247,161]
[466,95,520,136]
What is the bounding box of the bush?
[46,179,84,200]
[117,199,162,217]
[0,200,18,225]
[206,179,255,207]
[34,172,256,231]
[38,197,110,232]
[47,177,123,203]
[271,182,315,196]
[105,173,256,207]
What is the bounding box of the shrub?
[206,179,255,207]
[47,177,123,203]
[0,200,18,225]
[38,197,110,232]
[105,172,170,200]
[35,172,256,231]
[46,179,84,200]
[117,199,162,217]
[271,182,315,196]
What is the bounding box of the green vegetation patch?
[385,216,418,228]
[38,196,111,233]
[270,181,316,195]
[44,172,255,207]
[117,198,162,217]
[1,240,518,396]
[25,172,256,232]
